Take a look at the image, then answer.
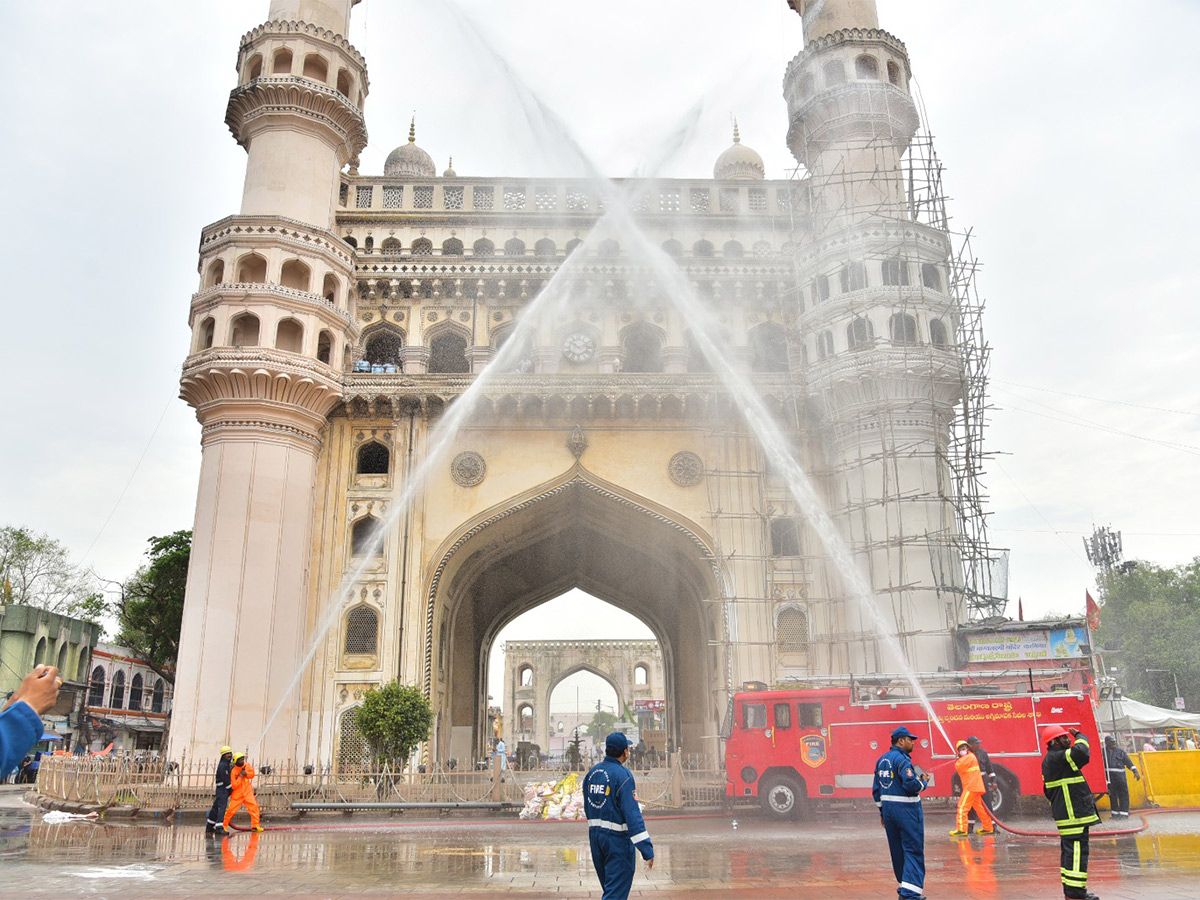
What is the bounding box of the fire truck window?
[743,703,768,730]
[773,703,792,729]
[798,703,823,728]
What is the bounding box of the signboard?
[1176,697,1186,711]
[967,627,1089,663]
[634,699,666,711]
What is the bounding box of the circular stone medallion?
[450,451,486,487]
[668,451,704,487]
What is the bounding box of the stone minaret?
[785,0,965,673]
[170,0,368,761]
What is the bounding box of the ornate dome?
[443,157,457,178]
[714,122,765,181]
[384,119,436,178]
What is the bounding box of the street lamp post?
[1146,669,1183,710]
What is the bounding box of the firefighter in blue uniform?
[1042,724,1100,900]
[872,726,929,900]
[583,732,654,900]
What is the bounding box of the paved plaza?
[2,788,1198,899]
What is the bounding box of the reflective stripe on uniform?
[1045,776,1087,789]
[880,795,921,803]
[899,881,925,893]
[630,831,649,844]
[589,819,629,833]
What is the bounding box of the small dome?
[443,157,457,178]
[384,118,436,178]
[714,121,765,181]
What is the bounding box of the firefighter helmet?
[233,751,246,762]
[1041,724,1071,746]
[955,739,969,750]
[219,746,233,755]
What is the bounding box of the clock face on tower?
[561,332,596,364]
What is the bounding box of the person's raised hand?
[5,665,61,715]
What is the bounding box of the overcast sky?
[4,2,1198,711]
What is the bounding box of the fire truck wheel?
[986,769,1019,817]
[760,774,805,819]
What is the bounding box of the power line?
[994,378,1199,418]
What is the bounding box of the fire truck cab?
[724,686,1105,819]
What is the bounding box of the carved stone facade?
[170,0,978,767]
[502,640,665,753]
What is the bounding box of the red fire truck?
[724,686,1105,818]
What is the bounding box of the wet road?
[2,788,1198,898]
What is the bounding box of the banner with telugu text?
[967,627,1088,663]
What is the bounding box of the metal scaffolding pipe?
[291,801,520,811]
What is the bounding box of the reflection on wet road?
[3,795,1200,898]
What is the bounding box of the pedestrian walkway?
[1,789,1198,899]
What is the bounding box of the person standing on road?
[0,665,61,776]
[222,752,264,833]
[583,732,654,900]
[872,726,928,900]
[1042,725,1100,900]
[206,746,234,835]
[950,739,994,837]
[1102,734,1140,818]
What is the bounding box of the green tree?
[0,525,102,619]
[355,681,432,768]
[588,709,618,741]
[1096,558,1200,709]
[111,531,191,685]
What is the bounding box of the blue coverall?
[583,755,654,900]
[0,702,43,777]
[872,744,927,899]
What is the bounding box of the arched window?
[687,334,712,373]
[33,637,47,666]
[343,235,357,249]
[824,60,846,86]
[565,238,583,255]
[151,679,165,713]
[364,236,374,253]
[889,313,919,345]
[693,239,714,257]
[813,274,831,302]
[380,237,402,254]
[442,237,464,256]
[930,319,949,348]
[847,316,874,349]
[56,642,67,672]
[504,237,526,257]
[723,240,744,258]
[205,259,225,288]
[750,324,789,372]
[429,331,469,373]
[410,237,433,255]
[839,261,867,292]
[623,326,662,373]
[301,52,327,82]
[535,238,557,257]
[770,518,802,557]
[921,263,942,291]
[634,665,648,686]
[276,318,304,353]
[777,607,810,651]
[519,666,533,687]
[338,707,367,769]
[351,517,385,557]
[661,239,682,257]
[128,673,144,711]
[230,313,260,347]
[110,670,126,710]
[816,330,835,360]
[882,258,911,286]
[598,239,620,258]
[344,607,378,655]
[363,327,403,368]
[518,704,534,732]
[317,329,333,364]
[356,441,390,475]
[235,253,267,283]
[887,60,902,86]
[336,68,352,98]
[88,666,106,707]
[77,651,90,681]
[271,48,293,75]
[324,273,342,305]
[855,55,879,80]
[245,54,263,81]
[473,237,495,257]
[800,73,815,97]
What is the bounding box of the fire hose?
[987,805,1200,838]
[225,811,725,833]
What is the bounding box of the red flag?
[1086,590,1101,631]
[1018,598,1024,622]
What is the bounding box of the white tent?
[1096,697,1200,733]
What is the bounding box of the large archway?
[427,472,728,764]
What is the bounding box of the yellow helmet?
[233,751,246,762]
[219,746,233,756]
[955,739,969,750]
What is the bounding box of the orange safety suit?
[221,831,260,871]
[222,760,261,830]
[955,749,994,833]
